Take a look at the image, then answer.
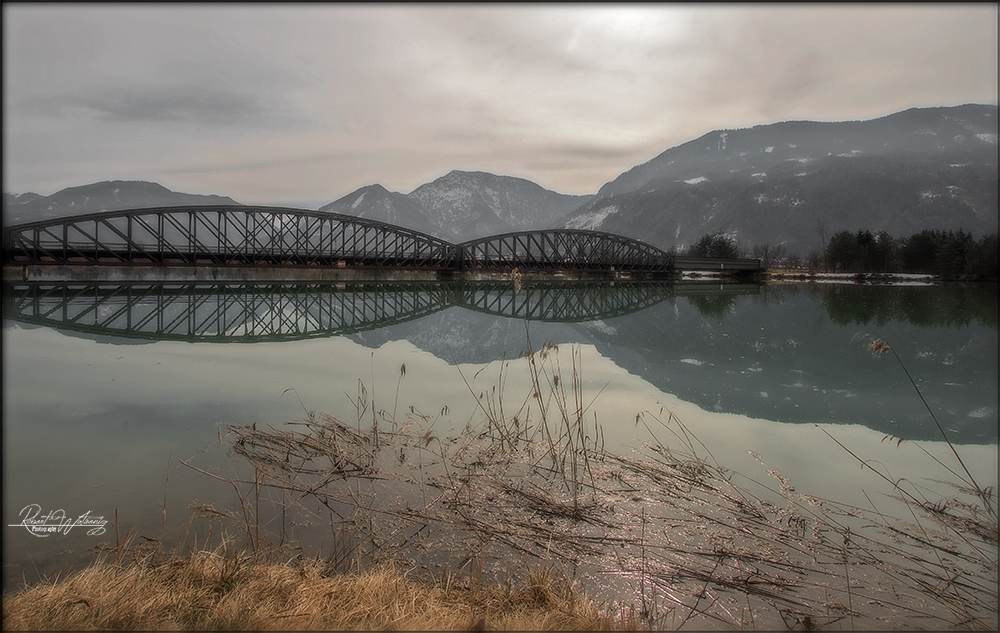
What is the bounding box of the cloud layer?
[4,4,997,205]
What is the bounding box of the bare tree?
[816,219,829,273]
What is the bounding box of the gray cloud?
[45,87,270,126]
[4,4,997,204]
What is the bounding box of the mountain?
[321,170,593,242]
[557,104,998,256]
[317,184,439,237]
[3,180,241,225]
[407,170,592,242]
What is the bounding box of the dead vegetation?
[4,337,997,630]
[2,549,618,631]
[209,338,999,629]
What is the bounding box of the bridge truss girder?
[2,207,460,269]
[459,230,673,272]
[3,210,680,272]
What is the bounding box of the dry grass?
[6,338,996,631]
[2,549,622,631]
[197,339,997,630]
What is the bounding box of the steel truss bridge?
[3,281,759,343]
[2,206,761,273]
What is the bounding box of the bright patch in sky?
[3,4,997,203]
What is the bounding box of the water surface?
[3,280,997,594]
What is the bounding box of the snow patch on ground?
[351,192,367,209]
[680,358,705,366]
[584,320,617,335]
[683,176,708,185]
[787,272,937,286]
[976,133,998,145]
[764,146,774,153]
[565,205,620,230]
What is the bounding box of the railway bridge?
[2,206,761,275]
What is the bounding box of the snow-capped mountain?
[321,170,592,242]
[6,105,995,257]
[407,170,591,242]
[317,184,438,237]
[557,104,998,255]
[3,180,241,225]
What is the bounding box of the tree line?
[688,229,998,280]
[821,229,997,280]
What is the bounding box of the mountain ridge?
[320,170,592,242]
[558,103,997,255]
[3,180,241,225]
[6,104,996,257]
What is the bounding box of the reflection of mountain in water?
[354,283,998,445]
[4,281,995,443]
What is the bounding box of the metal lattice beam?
[4,207,761,272]
[2,207,460,269]
[458,229,674,272]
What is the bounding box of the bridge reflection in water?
[4,281,758,343]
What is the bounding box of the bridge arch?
[459,229,673,272]
[2,206,460,268]
[1,208,761,274]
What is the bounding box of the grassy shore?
[3,550,622,631]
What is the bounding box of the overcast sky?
[4,3,997,207]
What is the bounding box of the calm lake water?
[3,279,997,594]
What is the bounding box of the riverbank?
[758,268,939,285]
[3,314,995,630]
[2,551,621,630]
[4,409,995,630]
[7,341,995,631]
[5,262,949,286]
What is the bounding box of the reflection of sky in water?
[5,319,997,591]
